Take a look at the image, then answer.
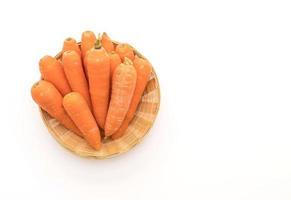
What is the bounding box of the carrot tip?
[65,37,74,41]
[31,81,40,89]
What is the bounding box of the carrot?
[105,57,137,136]
[62,50,91,109]
[39,55,71,96]
[115,43,135,62]
[101,32,115,52]
[62,37,81,56]
[81,31,96,58]
[85,38,110,129]
[81,31,96,76]
[109,52,121,78]
[63,92,101,150]
[112,56,152,139]
[31,80,82,136]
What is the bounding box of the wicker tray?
[39,42,160,159]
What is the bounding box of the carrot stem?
[95,34,102,49]
[124,57,133,65]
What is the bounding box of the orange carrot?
[81,31,96,76]
[63,92,101,150]
[112,56,152,139]
[85,38,110,129]
[81,31,96,58]
[31,80,82,136]
[105,57,137,136]
[62,37,81,56]
[39,55,71,96]
[115,43,135,62]
[109,52,121,78]
[101,32,115,52]
[62,50,91,108]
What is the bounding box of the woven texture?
[39,43,160,159]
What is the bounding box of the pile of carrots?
[31,31,152,150]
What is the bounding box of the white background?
[0,0,291,199]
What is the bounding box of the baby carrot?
[62,37,81,56]
[39,55,71,96]
[115,43,135,62]
[62,50,91,108]
[101,32,115,52]
[85,38,110,129]
[109,52,121,78]
[31,80,82,136]
[105,57,137,136]
[112,56,152,139]
[63,92,101,150]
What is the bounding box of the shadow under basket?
[39,42,161,159]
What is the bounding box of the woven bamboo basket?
[39,41,160,159]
